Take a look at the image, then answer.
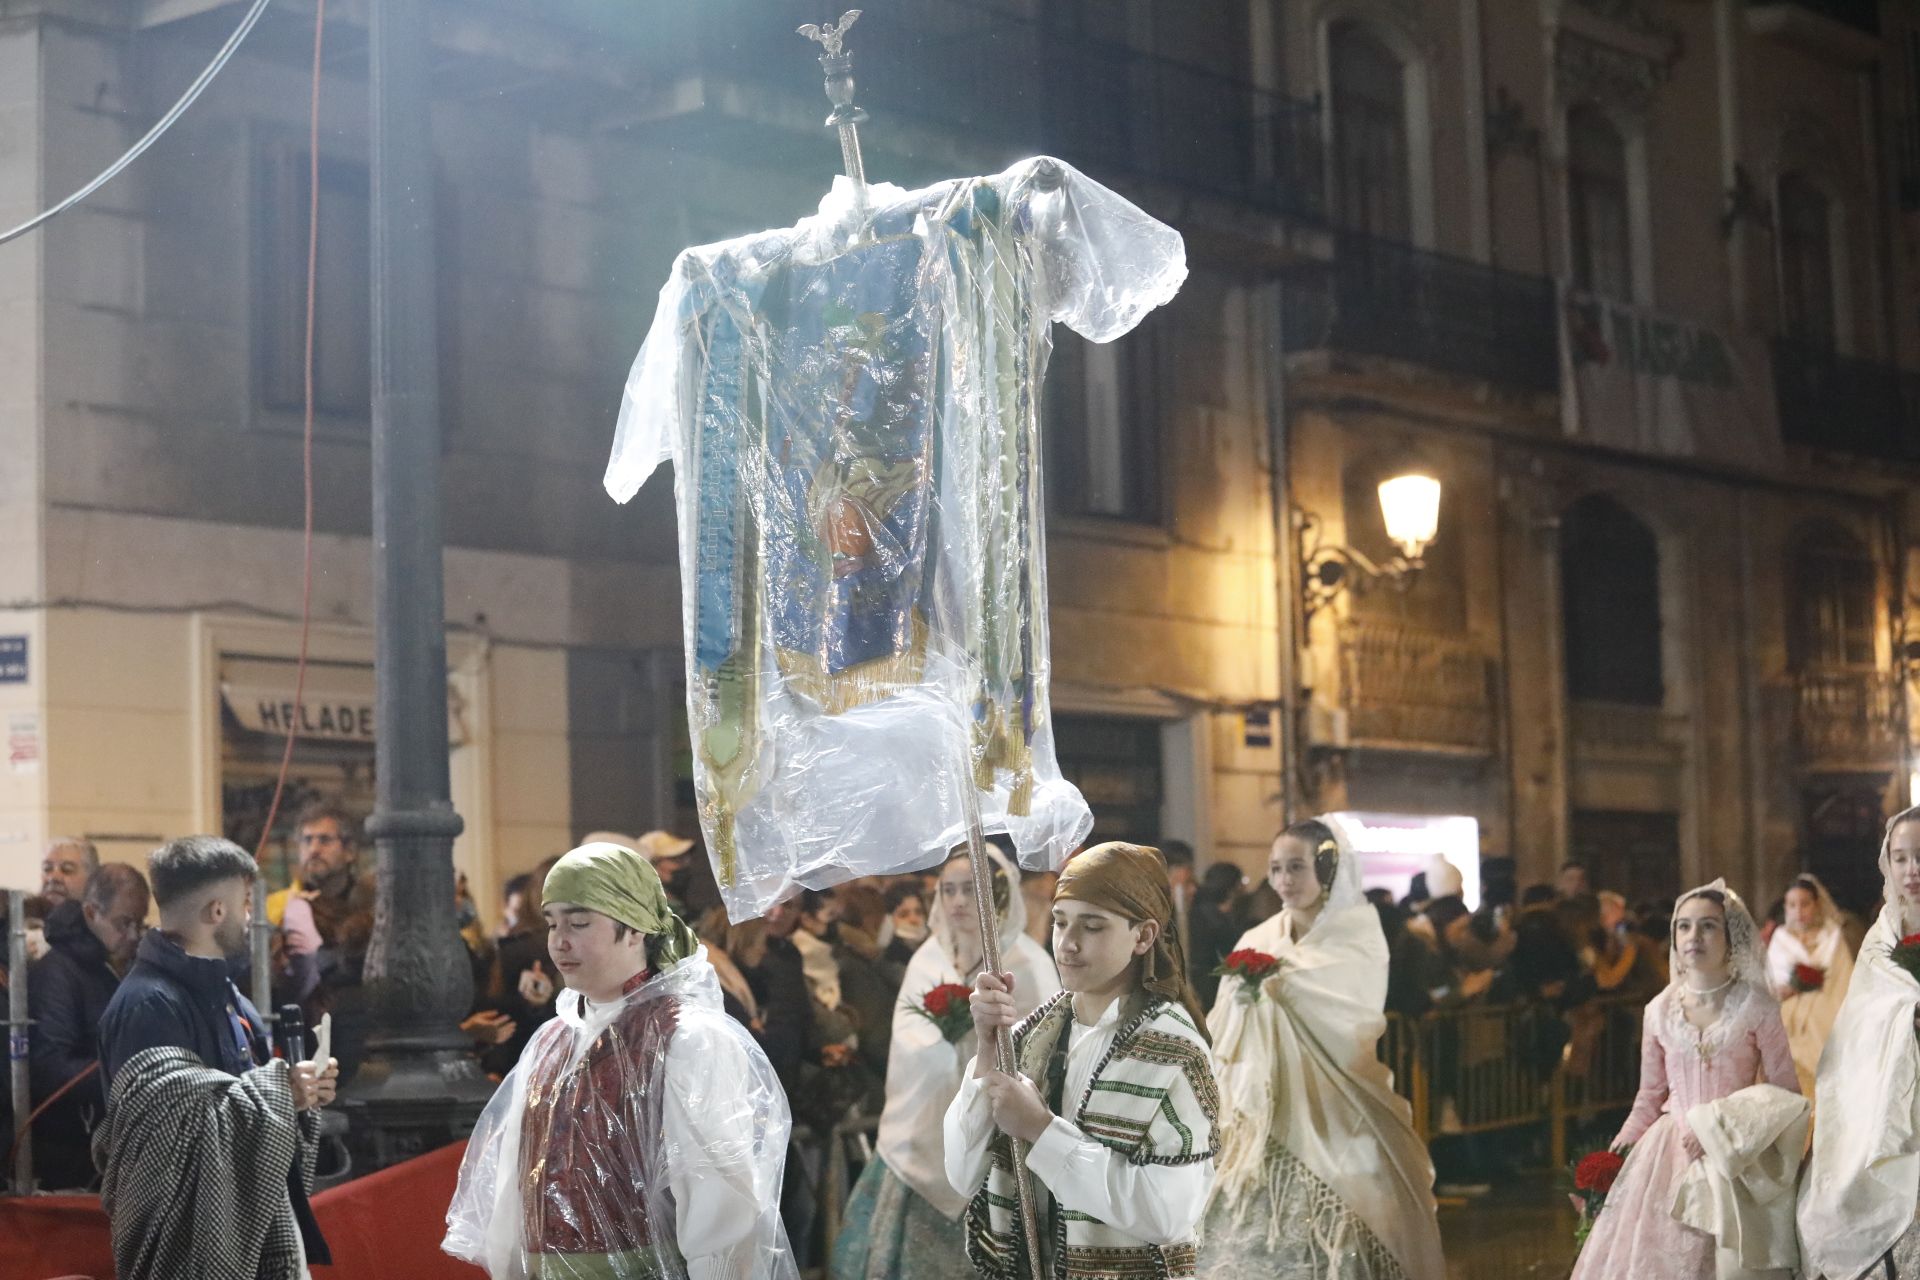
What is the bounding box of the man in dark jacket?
[754,891,826,1264]
[97,835,337,1270]
[39,836,98,908]
[27,862,148,1188]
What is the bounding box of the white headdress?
[1671,877,1770,999]
[1295,815,1368,939]
[1781,869,1841,933]
[928,842,1028,968]
[1879,804,1920,927]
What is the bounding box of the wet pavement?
[1440,1178,1579,1280]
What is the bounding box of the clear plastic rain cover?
[444,950,798,1279]
[606,157,1187,920]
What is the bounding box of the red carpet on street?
[0,1141,480,1280]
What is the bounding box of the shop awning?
[221,657,377,743]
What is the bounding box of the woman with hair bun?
[1197,819,1444,1280]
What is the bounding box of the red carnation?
[1214,949,1283,1002]
[1791,963,1825,993]
[1566,1145,1630,1249]
[1228,949,1281,978]
[1901,933,1920,949]
[911,983,975,1043]
[1574,1150,1624,1194]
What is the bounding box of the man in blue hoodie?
[97,835,336,1275]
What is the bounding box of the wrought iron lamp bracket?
[1900,592,1920,666]
[1297,509,1423,626]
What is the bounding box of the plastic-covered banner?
[607,157,1185,920]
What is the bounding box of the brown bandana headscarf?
[1054,841,1209,1039]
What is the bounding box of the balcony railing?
[1773,339,1920,464]
[1792,669,1901,769]
[1748,0,1879,35]
[1283,231,1560,391]
[675,0,1325,221]
[1340,619,1497,754]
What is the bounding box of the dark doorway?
[1801,783,1890,918]
[1052,715,1165,847]
[1569,809,1682,906]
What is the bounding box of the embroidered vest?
[965,992,1219,1279]
[519,991,683,1267]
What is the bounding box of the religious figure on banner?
[606,157,1186,919]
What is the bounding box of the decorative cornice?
[1555,28,1671,121]
[1566,0,1672,43]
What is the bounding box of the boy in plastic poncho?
[444,842,799,1280]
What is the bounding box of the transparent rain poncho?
[605,156,1187,919]
[443,949,797,1280]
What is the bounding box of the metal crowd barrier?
[7,888,28,1195]
[1380,994,1646,1168]
[3,879,282,1197]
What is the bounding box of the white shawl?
[1797,899,1920,1280]
[877,846,1060,1219]
[1205,841,1443,1280]
[1673,1082,1807,1279]
[875,928,1059,1218]
[1765,919,1848,993]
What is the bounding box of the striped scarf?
[965,992,1219,1279]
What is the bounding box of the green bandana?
[542,842,701,968]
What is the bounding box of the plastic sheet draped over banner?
[606,157,1185,920]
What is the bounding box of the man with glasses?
[28,861,150,1189]
[267,801,376,1073]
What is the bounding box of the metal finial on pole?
[798,11,870,219]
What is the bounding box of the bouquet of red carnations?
[1890,933,1920,981]
[1889,934,1920,1040]
[1790,962,1825,993]
[910,982,975,1043]
[1565,1147,1627,1247]
[1214,949,1282,1003]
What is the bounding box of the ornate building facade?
[0,0,1914,913]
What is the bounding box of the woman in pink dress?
[1569,880,1799,1280]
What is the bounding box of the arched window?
[1789,524,1876,671]
[1561,495,1663,706]
[1567,105,1632,300]
[1329,22,1412,241]
[1778,173,1838,349]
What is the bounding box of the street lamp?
[1298,472,1443,625]
[334,0,494,1170]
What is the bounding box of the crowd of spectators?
[0,817,1684,1267]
